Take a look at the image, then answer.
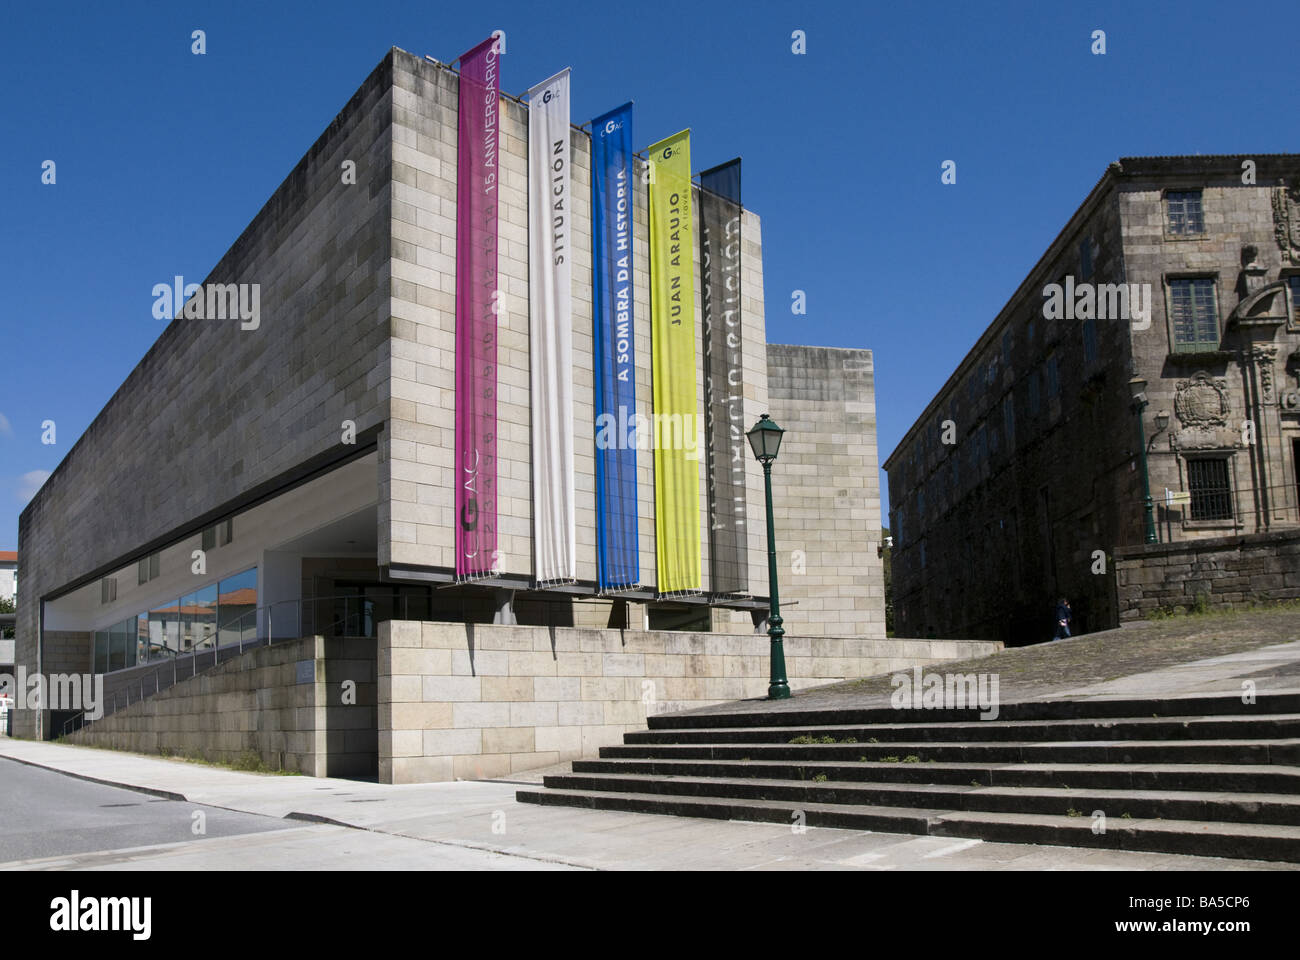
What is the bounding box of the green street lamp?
[1128,376,1159,544]
[747,413,790,700]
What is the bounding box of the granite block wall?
[16,52,397,738]
[376,620,998,783]
[767,345,885,637]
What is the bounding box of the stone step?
[542,771,1300,826]
[571,757,1300,794]
[625,714,1300,745]
[646,692,1300,729]
[514,787,1300,862]
[599,737,1300,765]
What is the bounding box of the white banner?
[527,68,575,584]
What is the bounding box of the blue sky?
[1,0,1296,550]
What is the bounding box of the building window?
[1169,278,1219,351]
[1079,237,1094,282]
[1290,276,1300,325]
[100,577,117,605]
[1028,369,1041,414]
[1003,395,1015,446]
[1167,190,1205,235]
[1046,354,1060,397]
[137,552,160,586]
[1002,329,1013,367]
[1188,458,1233,521]
[1082,316,1098,365]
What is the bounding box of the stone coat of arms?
[1274,182,1300,265]
[1172,371,1239,449]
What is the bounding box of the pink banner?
[455,37,501,578]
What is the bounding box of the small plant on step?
[839,737,857,744]
[1066,807,1083,817]
[816,735,836,744]
[788,736,815,744]
[882,755,900,763]
[902,755,921,763]
[811,774,828,783]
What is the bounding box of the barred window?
[1188,458,1233,521]
[1290,276,1300,325]
[1170,278,1219,351]
[1167,190,1204,235]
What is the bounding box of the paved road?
[0,757,291,862]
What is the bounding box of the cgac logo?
[604,119,620,135]
[542,89,553,104]
[661,146,673,160]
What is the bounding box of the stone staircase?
[516,693,1300,862]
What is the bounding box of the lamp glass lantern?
[746,413,785,463]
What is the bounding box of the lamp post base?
[767,681,791,700]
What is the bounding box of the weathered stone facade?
[885,155,1300,643]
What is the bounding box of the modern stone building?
[11,48,909,777]
[885,155,1300,643]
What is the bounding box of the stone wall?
[1115,529,1300,621]
[377,620,1000,784]
[767,345,885,637]
[66,636,377,777]
[886,155,1300,645]
[15,51,397,738]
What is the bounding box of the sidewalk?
[0,738,1290,871]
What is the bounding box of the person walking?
[1052,597,1072,641]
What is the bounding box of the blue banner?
[591,102,640,591]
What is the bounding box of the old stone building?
[885,155,1300,643]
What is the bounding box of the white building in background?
[0,551,16,605]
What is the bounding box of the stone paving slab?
[668,612,1300,717]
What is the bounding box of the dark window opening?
[1188,458,1233,521]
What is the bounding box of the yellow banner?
[648,129,700,594]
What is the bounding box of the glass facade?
[94,567,257,675]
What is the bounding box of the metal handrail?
[60,591,415,737]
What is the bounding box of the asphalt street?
[0,757,292,862]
